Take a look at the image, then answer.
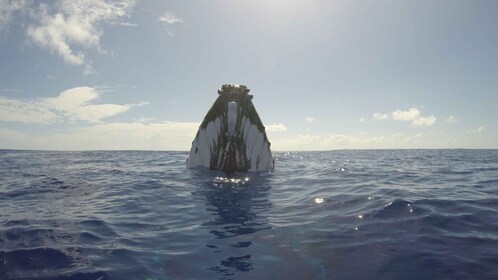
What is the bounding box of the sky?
[0,0,497,151]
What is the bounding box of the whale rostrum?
[186,84,274,172]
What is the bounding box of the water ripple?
[1,150,497,279]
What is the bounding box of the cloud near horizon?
[270,132,435,150]
[266,123,287,132]
[466,126,484,134]
[0,87,135,124]
[0,121,199,150]
[0,126,428,151]
[373,107,436,127]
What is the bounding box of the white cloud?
[372,112,389,120]
[118,22,138,27]
[0,96,59,124]
[45,87,131,122]
[466,126,485,134]
[158,11,183,35]
[0,87,134,124]
[392,107,421,121]
[444,115,456,123]
[26,0,136,66]
[158,12,183,24]
[373,107,437,127]
[54,121,198,150]
[135,117,156,123]
[127,101,150,107]
[0,121,199,150]
[0,0,29,30]
[305,117,315,123]
[359,118,365,122]
[266,123,287,132]
[412,115,436,126]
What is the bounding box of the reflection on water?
[197,173,272,278]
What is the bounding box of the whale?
[186,84,274,172]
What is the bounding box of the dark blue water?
[1,150,497,279]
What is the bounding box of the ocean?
[1,149,497,279]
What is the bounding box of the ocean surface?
[1,149,497,280]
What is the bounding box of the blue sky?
[0,0,496,150]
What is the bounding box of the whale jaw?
[186,84,274,172]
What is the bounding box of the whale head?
[218,84,253,101]
[187,84,274,172]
